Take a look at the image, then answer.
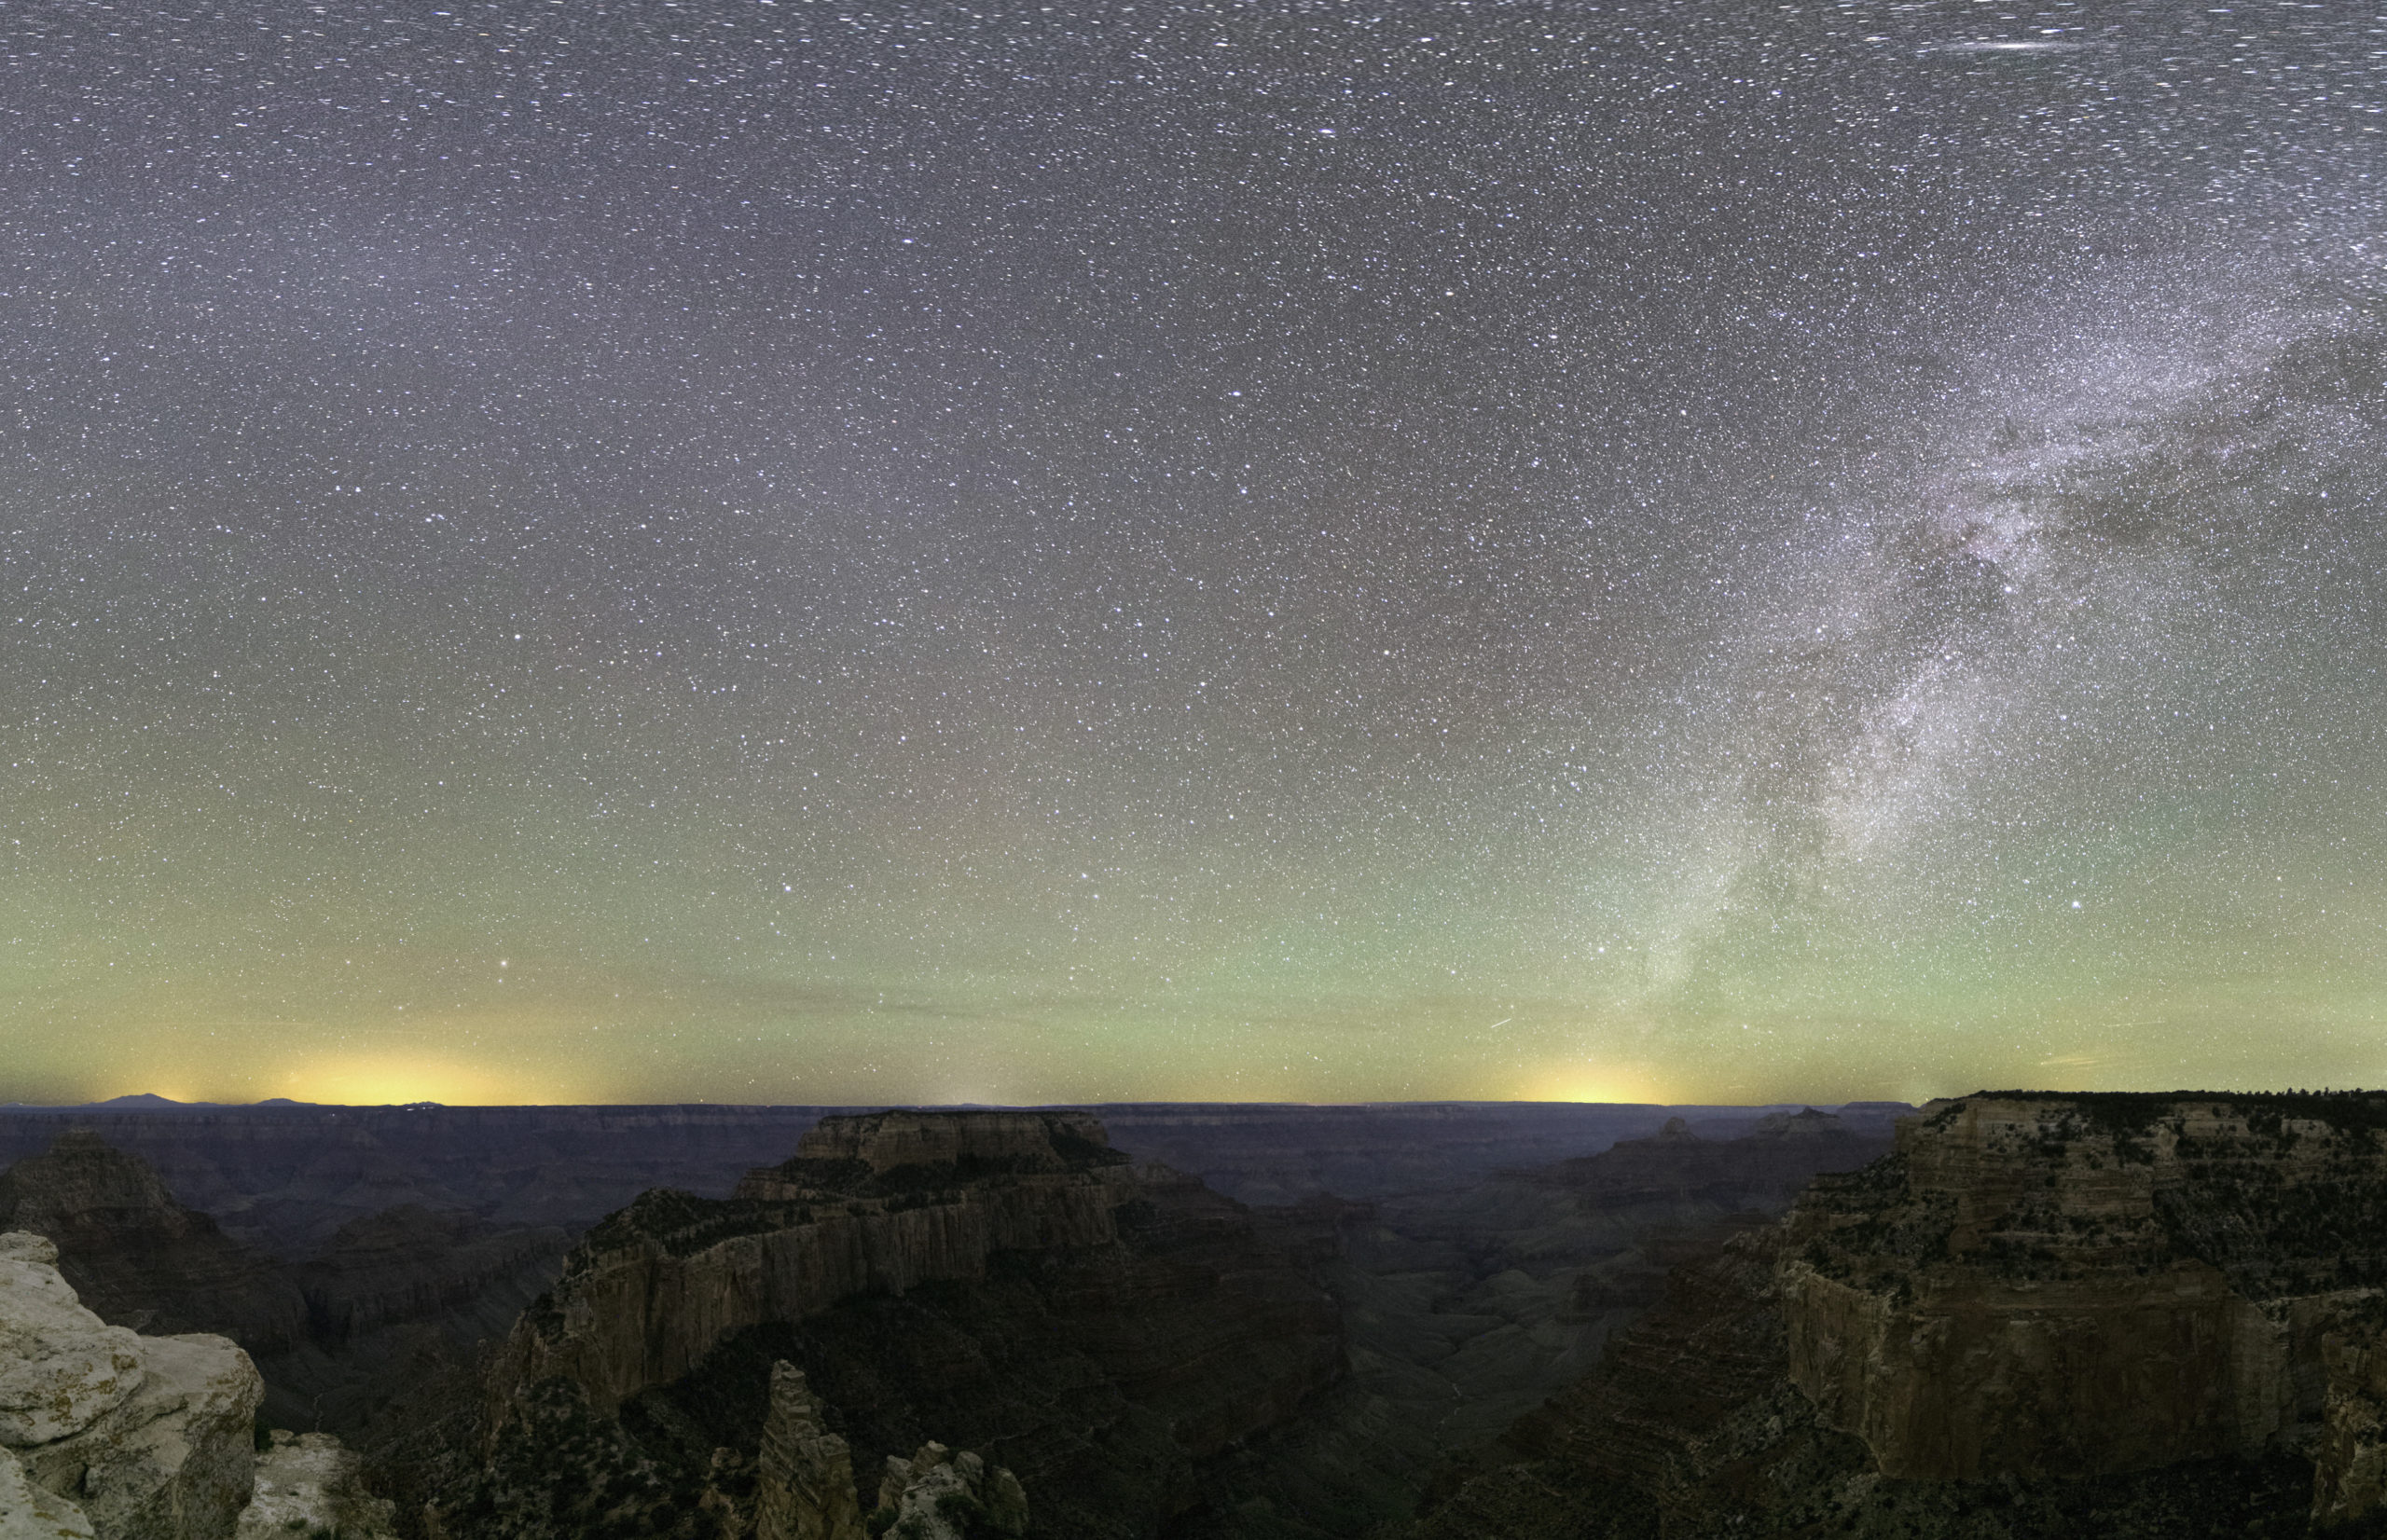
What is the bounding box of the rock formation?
[234,1429,397,1540]
[443,1110,1341,1539]
[1410,1091,2387,1539]
[756,1360,865,1540]
[1781,1094,2387,1486]
[0,1231,261,1540]
[493,1110,1178,1417]
[868,1442,1027,1540]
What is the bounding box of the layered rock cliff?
[1782,1093,2387,1487]
[1410,1091,2387,1539]
[443,1110,1342,1540]
[492,1111,1153,1417]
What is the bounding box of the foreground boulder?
[0,1232,260,1540]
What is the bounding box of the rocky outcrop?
[0,1232,261,1540]
[446,1111,1341,1539]
[750,1365,1029,1540]
[756,1361,864,1540]
[1410,1091,2387,1539]
[234,1430,397,1540]
[1780,1094,2387,1491]
[0,1134,303,1354]
[493,1111,1149,1418]
[869,1442,1027,1540]
[0,1133,573,1459]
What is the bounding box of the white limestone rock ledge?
[234,1429,396,1540]
[0,1231,259,1540]
[1,1446,94,1540]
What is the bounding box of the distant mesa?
[87,1093,212,1108]
[457,1107,1342,1535]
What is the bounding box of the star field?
[2,0,2383,1106]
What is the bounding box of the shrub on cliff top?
[1965,1089,2387,1138]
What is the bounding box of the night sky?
[3,0,2382,1107]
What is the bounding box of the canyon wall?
[449,1110,1343,1539]
[1411,1092,2387,1539]
[1781,1095,2387,1488]
[493,1111,1148,1416]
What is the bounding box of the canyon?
[22,1091,2387,1535]
[0,1099,1812,1249]
[0,1098,1906,1538]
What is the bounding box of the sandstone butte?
[461,1108,1342,1536]
[491,1110,1207,1417]
[1783,1093,2387,1522]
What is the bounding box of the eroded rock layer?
[491,1111,1153,1418]
[1410,1092,2387,1539]
[448,1111,1341,1539]
[1782,1094,2387,1487]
